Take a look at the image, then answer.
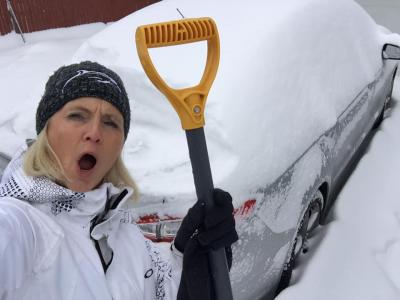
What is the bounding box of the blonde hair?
[23,123,139,201]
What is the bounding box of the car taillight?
[137,218,182,243]
[137,199,256,243]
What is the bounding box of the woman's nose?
[84,121,102,143]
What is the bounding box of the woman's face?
[47,97,125,192]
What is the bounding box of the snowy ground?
[0,2,400,300]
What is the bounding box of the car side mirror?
[382,44,400,60]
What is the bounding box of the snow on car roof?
[69,0,390,204]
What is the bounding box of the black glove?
[175,188,238,300]
[174,188,238,252]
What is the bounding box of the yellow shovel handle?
[135,17,220,130]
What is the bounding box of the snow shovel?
[136,17,233,300]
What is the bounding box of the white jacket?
[0,146,182,300]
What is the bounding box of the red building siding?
[0,1,12,34]
[0,0,159,35]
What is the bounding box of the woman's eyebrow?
[68,106,91,114]
[67,105,122,123]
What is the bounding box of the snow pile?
[0,23,106,155]
[0,0,397,209]
[376,236,400,291]
[0,0,400,299]
[70,0,387,202]
[276,80,400,299]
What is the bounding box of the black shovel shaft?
[185,128,233,300]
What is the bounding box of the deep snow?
[2,0,399,215]
[275,1,400,299]
[276,78,400,300]
[0,1,400,299]
[0,23,106,155]
[70,0,393,202]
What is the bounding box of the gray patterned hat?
[36,61,131,139]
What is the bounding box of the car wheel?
[275,190,324,296]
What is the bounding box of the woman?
[0,61,237,300]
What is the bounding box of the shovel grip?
[139,18,217,48]
[135,17,220,130]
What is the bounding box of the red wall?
[0,0,159,35]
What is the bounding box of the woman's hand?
[175,188,238,300]
[174,188,238,253]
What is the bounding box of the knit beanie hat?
[36,61,131,139]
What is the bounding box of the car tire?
[275,190,324,296]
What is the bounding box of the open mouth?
[78,154,97,171]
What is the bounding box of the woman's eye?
[67,113,85,120]
[104,121,119,129]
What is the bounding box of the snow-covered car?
[1,0,400,299]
